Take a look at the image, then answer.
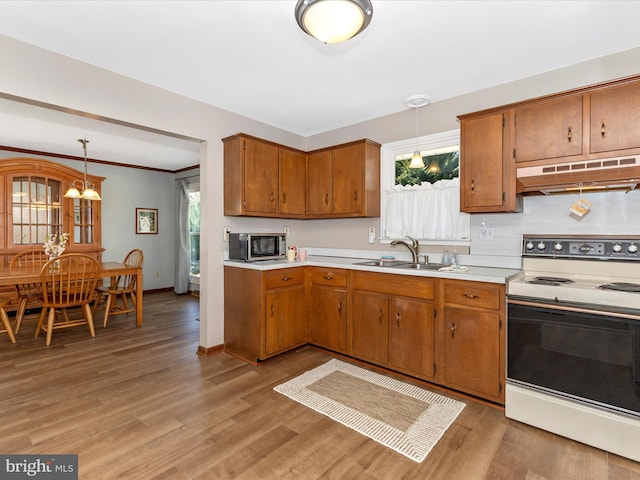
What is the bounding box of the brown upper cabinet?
[307,150,333,215]
[590,81,640,154]
[514,95,584,163]
[223,134,306,218]
[278,148,306,216]
[459,112,521,213]
[307,139,380,218]
[458,74,640,212]
[224,134,380,219]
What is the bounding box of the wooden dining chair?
[10,249,49,334]
[0,296,16,343]
[35,253,100,346]
[93,249,143,327]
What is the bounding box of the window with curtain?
[188,184,200,281]
[380,129,470,243]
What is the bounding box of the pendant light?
[295,0,373,44]
[64,138,102,201]
[405,94,430,169]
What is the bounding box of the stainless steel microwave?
[228,233,287,262]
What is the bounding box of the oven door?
[507,297,640,417]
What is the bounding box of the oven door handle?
[508,298,640,322]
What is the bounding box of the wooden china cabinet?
[0,158,104,267]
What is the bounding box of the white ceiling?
[1,0,640,170]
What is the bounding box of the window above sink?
[380,129,470,246]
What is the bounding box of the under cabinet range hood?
[516,156,640,194]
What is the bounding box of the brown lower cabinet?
[224,266,306,363]
[308,268,348,354]
[439,279,505,403]
[350,272,436,380]
[224,265,505,404]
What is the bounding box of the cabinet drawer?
[352,271,434,300]
[264,268,305,289]
[310,268,347,287]
[443,280,501,310]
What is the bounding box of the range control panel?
[522,235,640,261]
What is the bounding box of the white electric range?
[506,235,640,462]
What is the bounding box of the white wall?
[1,34,640,349]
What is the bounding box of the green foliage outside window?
[189,191,200,276]
[395,148,459,186]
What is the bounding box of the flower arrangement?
[44,232,69,259]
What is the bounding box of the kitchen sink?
[394,262,444,270]
[353,260,413,267]
[353,260,444,270]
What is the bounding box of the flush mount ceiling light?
[64,138,102,201]
[295,0,374,44]
[405,94,431,169]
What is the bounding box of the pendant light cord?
[415,105,419,152]
[79,138,89,186]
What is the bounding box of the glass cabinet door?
[1,159,103,264]
[12,176,63,246]
[73,198,95,245]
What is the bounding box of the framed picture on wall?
[136,208,158,234]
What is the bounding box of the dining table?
[0,261,144,326]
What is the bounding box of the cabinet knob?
[449,322,457,338]
[353,191,358,201]
[337,301,343,313]
[470,179,475,192]
[567,126,572,143]
[281,276,292,282]
[282,192,287,204]
[601,120,606,138]
[270,192,274,202]
[378,310,383,322]
[270,304,275,317]
[322,275,333,281]
[463,293,479,299]
[396,312,401,327]
[325,193,329,205]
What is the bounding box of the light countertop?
[224,255,521,284]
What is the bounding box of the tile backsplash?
[470,188,640,258]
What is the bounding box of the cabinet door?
[264,285,306,357]
[351,290,388,363]
[389,297,435,379]
[442,306,502,400]
[590,81,640,154]
[309,285,347,353]
[514,95,583,162]
[460,113,507,211]
[307,150,333,215]
[244,138,279,214]
[279,148,306,216]
[332,144,363,214]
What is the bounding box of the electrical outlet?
[368,225,375,244]
[479,227,495,240]
[223,226,231,242]
[283,225,290,237]
[154,271,160,278]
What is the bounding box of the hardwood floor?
[1,291,639,479]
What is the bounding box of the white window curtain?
[384,177,470,240]
[174,179,190,294]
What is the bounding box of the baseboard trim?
[144,287,175,295]
[197,344,224,357]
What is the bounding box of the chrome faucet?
[390,236,420,263]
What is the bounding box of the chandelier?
[64,138,102,201]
